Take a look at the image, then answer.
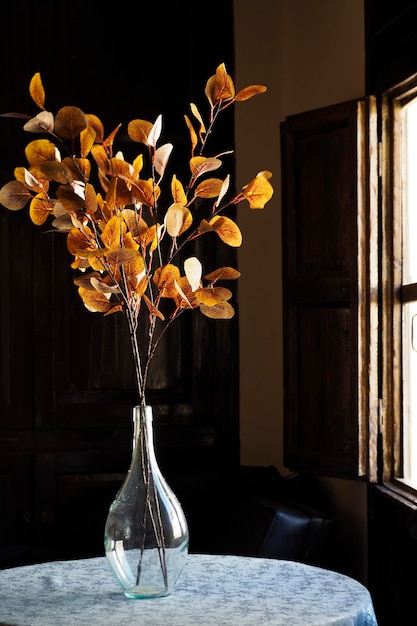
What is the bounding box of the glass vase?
[104,405,189,598]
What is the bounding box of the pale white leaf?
[153,143,173,177]
[23,110,54,134]
[148,114,162,148]
[215,175,230,207]
[184,256,202,292]
[24,168,40,188]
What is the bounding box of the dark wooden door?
[280,98,378,479]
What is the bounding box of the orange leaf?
[208,215,242,247]
[184,114,198,154]
[101,215,126,248]
[25,139,57,166]
[78,286,111,313]
[29,73,45,110]
[241,171,274,209]
[127,119,153,145]
[234,85,267,101]
[195,286,232,305]
[106,247,140,266]
[86,114,104,143]
[205,63,235,108]
[29,195,54,225]
[153,264,181,298]
[194,177,224,199]
[80,125,96,158]
[204,266,241,281]
[171,175,187,205]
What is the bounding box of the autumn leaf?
[241,171,274,209]
[205,63,235,109]
[200,301,235,319]
[208,215,242,247]
[0,180,32,211]
[29,73,45,110]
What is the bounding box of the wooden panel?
[281,99,377,477]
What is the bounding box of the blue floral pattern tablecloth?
[0,553,378,626]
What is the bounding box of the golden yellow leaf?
[54,106,88,140]
[86,114,104,143]
[127,119,153,145]
[29,195,54,225]
[80,125,96,158]
[241,172,274,209]
[204,266,241,281]
[25,139,57,166]
[91,144,110,175]
[103,124,122,149]
[132,154,144,178]
[78,286,111,313]
[200,301,235,319]
[131,178,160,208]
[106,247,140,266]
[153,264,181,298]
[105,176,132,209]
[0,180,32,211]
[121,208,147,238]
[205,63,235,108]
[184,114,198,154]
[190,103,206,134]
[29,73,45,110]
[101,215,125,248]
[195,286,232,305]
[85,182,98,215]
[208,215,242,247]
[194,177,224,199]
[171,175,187,205]
[67,226,96,255]
[234,85,267,101]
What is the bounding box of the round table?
[0,553,378,625]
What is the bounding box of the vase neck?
[132,405,155,460]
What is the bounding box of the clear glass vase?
[104,405,189,598]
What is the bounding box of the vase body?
[104,405,189,598]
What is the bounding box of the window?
[382,74,417,497]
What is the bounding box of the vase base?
[123,585,171,599]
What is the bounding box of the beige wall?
[234,0,365,470]
[234,0,368,581]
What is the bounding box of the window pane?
[401,97,417,489]
[401,301,417,489]
[403,100,417,283]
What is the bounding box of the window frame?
[381,72,417,503]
